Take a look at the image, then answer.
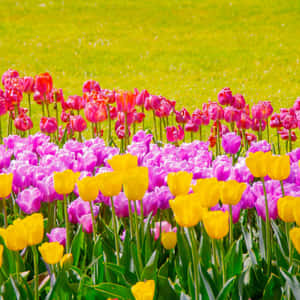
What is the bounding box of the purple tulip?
[68,198,99,224]
[80,214,93,233]
[222,132,241,155]
[16,187,42,214]
[46,228,66,246]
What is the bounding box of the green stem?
[125,112,128,149]
[28,94,32,135]
[229,204,233,246]
[280,181,285,197]
[3,198,7,228]
[15,252,20,282]
[219,239,226,285]
[0,116,2,144]
[89,201,97,243]
[106,104,112,145]
[110,197,120,265]
[140,198,144,234]
[189,228,199,300]
[127,198,133,239]
[199,125,202,141]
[277,130,281,154]
[262,178,271,275]
[266,119,270,143]
[159,117,163,141]
[152,110,158,141]
[288,129,292,152]
[212,238,219,269]
[134,201,143,274]
[32,246,39,300]
[141,106,145,130]
[64,195,70,253]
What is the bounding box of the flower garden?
[0,69,299,299]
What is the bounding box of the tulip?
[192,178,220,207]
[245,151,272,178]
[268,155,290,181]
[203,210,229,239]
[35,72,53,95]
[66,95,85,111]
[53,170,80,195]
[107,153,138,171]
[277,196,300,223]
[97,172,123,197]
[131,280,155,300]
[232,94,245,109]
[23,213,44,246]
[218,87,234,106]
[60,253,73,268]
[16,187,42,214]
[70,115,87,133]
[82,80,101,93]
[14,114,33,132]
[46,228,66,247]
[116,91,135,113]
[40,117,58,134]
[84,102,107,123]
[290,227,300,255]
[220,180,247,206]
[161,232,177,250]
[5,222,27,251]
[80,214,94,234]
[39,242,64,264]
[167,171,193,197]
[221,132,241,155]
[166,125,184,144]
[169,194,207,227]
[0,173,13,227]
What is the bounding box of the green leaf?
[216,276,236,300]
[93,236,104,284]
[271,221,288,257]
[141,250,159,280]
[241,227,257,265]
[199,229,211,269]
[224,239,243,279]
[280,268,300,299]
[8,275,28,300]
[85,283,134,300]
[71,225,84,267]
[262,273,282,300]
[199,264,216,300]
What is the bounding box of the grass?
[0,0,300,114]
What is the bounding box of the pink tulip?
[185,121,199,132]
[14,114,33,132]
[207,102,224,121]
[66,95,85,111]
[218,87,234,106]
[84,102,107,123]
[40,117,58,134]
[270,113,282,129]
[70,115,87,132]
[136,89,149,106]
[166,125,184,143]
[224,106,241,123]
[175,108,191,124]
[23,77,35,94]
[144,95,161,111]
[82,80,101,93]
[233,94,246,109]
[1,69,19,87]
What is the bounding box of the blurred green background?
[0,0,300,112]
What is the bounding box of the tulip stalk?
[229,204,233,246]
[27,94,32,135]
[0,116,2,143]
[125,112,129,149]
[152,110,158,142]
[127,199,134,239]
[32,245,39,300]
[89,201,97,244]
[188,228,199,300]
[261,178,271,275]
[199,125,202,141]
[219,239,226,285]
[288,129,292,152]
[2,198,7,228]
[110,197,120,266]
[134,201,143,276]
[141,106,145,130]
[266,119,270,143]
[106,104,112,145]
[63,195,70,253]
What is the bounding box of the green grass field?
[0,0,300,112]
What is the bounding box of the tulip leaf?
[216,276,236,300]
[8,275,28,300]
[199,263,217,300]
[271,221,288,257]
[257,216,266,260]
[241,226,257,265]
[224,239,243,279]
[141,250,159,280]
[71,225,84,267]
[280,268,300,299]
[92,236,104,284]
[274,242,289,270]
[45,271,68,300]
[199,229,211,269]
[187,263,195,300]
[120,230,132,271]
[85,282,134,300]
[180,292,191,300]
[262,273,282,300]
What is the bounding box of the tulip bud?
[167,171,193,197]
[77,176,99,202]
[60,253,73,268]
[53,170,80,195]
[39,242,64,264]
[161,232,177,250]
[203,211,229,239]
[131,280,155,300]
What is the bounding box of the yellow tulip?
[245,151,272,178]
[167,171,193,197]
[161,232,177,250]
[97,171,123,197]
[267,155,290,181]
[192,178,221,207]
[0,244,3,268]
[5,222,28,251]
[294,206,300,226]
[39,242,64,264]
[22,213,44,246]
[107,153,138,171]
[60,253,73,268]
[169,194,207,227]
[0,173,13,198]
[124,167,149,201]
[53,170,80,195]
[77,176,99,202]
[290,227,300,254]
[278,196,300,223]
[131,280,155,300]
[203,210,229,239]
[220,180,247,205]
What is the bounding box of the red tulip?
[166,125,184,143]
[14,114,33,132]
[70,115,87,132]
[82,80,101,93]
[116,91,135,113]
[35,72,53,95]
[40,117,57,134]
[84,102,107,123]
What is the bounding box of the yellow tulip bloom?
[39,242,64,264]
[97,171,123,197]
[192,178,221,207]
[203,210,229,239]
[53,170,80,195]
[131,280,155,300]
[124,167,149,201]
[107,153,138,171]
[23,213,44,246]
[0,244,3,268]
[5,222,28,251]
[278,196,300,223]
[220,180,247,205]
[60,253,73,268]
[169,194,207,227]
[0,173,13,198]
[77,176,99,202]
[245,151,272,178]
[290,227,300,254]
[161,232,177,250]
[167,171,193,197]
[268,155,290,181]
